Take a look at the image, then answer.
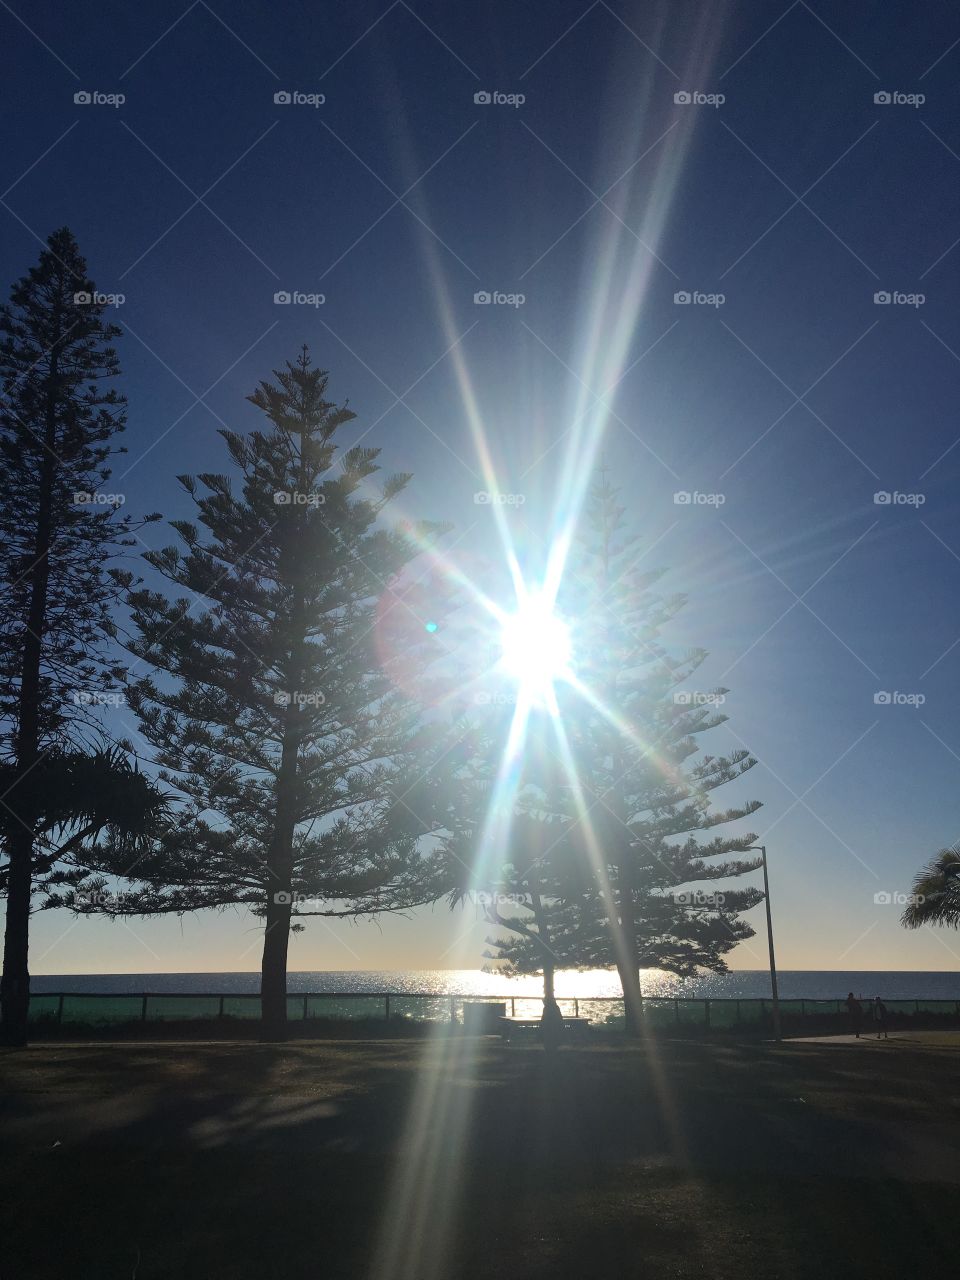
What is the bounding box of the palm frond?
[901,847,960,929]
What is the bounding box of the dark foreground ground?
[1,1031,958,1279]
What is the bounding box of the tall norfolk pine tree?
[0,229,156,1045]
[449,477,763,1029]
[442,718,600,1003]
[80,350,453,1037]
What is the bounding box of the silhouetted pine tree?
[80,349,454,1038]
[0,228,153,1046]
[442,715,602,1001]
[463,476,764,1032]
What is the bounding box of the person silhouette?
[845,992,863,1038]
[873,996,888,1039]
[540,996,565,1053]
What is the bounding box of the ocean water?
[29,969,960,1000]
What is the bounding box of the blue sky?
[4,0,960,974]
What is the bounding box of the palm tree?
[1,745,168,1024]
[901,848,960,929]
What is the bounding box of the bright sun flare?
[499,596,572,699]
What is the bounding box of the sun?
[499,595,572,701]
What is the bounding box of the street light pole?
[750,844,781,1041]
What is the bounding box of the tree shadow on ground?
[1,1035,958,1279]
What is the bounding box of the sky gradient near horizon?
[4,1,960,975]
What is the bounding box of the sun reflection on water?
[375,968,682,999]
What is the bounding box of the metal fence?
[26,991,960,1032]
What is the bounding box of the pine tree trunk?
[616,854,644,1038]
[596,525,647,1038]
[1,827,34,1047]
[260,420,308,1042]
[260,723,298,1041]
[1,347,57,1048]
[616,957,644,1037]
[2,585,48,1046]
[260,886,292,1040]
[528,887,556,1004]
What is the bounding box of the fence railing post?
[57,994,64,1026]
[141,995,148,1022]
[574,997,579,1017]
[385,994,390,1021]
[450,996,456,1024]
[510,997,515,1016]
[218,995,225,1019]
[704,999,710,1029]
